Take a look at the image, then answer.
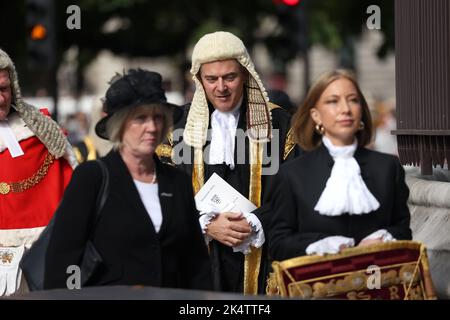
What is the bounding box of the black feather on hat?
[95,69,182,139]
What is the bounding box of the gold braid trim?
[156,131,175,162]
[409,244,437,299]
[267,103,295,161]
[73,147,83,163]
[84,136,97,161]
[283,128,296,160]
[192,148,204,195]
[73,137,97,163]
[167,130,173,146]
[272,261,287,297]
[268,102,282,111]
[421,248,437,299]
[265,272,280,296]
[243,141,263,295]
[275,241,424,269]
[155,144,173,159]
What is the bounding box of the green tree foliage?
[307,0,394,58]
[0,0,394,93]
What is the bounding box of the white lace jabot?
[208,98,242,169]
[314,136,380,216]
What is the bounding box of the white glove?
[361,229,395,242]
[0,245,24,296]
[306,236,355,256]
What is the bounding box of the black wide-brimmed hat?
[95,68,182,140]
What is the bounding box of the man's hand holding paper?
[195,173,265,254]
[206,212,252,247]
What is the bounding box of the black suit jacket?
[44,150,212,290]
[268,144,412,261]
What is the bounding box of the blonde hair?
[292,69,373,151]
[106,104,172,150]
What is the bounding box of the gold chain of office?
[0,153,55,195]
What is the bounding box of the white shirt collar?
[213,95,242,120]
[0,115,26,158]
[322,135,357,159]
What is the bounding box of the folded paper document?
[194,173,257,213]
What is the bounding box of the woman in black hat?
[44,69,212,290]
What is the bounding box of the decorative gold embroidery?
[275,241,425,270]
[347,291,371,300]
[288,282,312,298]
[155,144,173,159]
[272,241,437,300]
[400,264,420,284]
[389,285,400,299]
[282,265,423,299]
[167,130,174,146]
[381,269,398,287]
[268,102,296,160]
[0,250,14,264]
[84,136,97,161]
[156,131,175,164]
[283,128,296,160]
[0,182,11,195]
[407,285,424,300]
[266,272,280,296]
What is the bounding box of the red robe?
[0,110,73,247]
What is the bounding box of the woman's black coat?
[44,150,212,290]
[268,144,412,261]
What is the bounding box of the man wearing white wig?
[158,31,299,294]
[0,49,76,296]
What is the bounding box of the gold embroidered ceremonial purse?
[271,241,436,300]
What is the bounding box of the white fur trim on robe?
[0,227,46,248]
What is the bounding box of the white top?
[133,180,163,233]
[208,97,242,169]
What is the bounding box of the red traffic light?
[273,0,301,6]
[283,0,300,5]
